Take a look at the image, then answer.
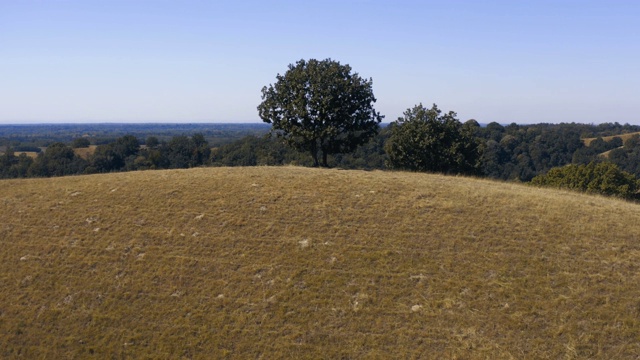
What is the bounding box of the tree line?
[3,57,640,200]
[209,121,639,173]
[252,58,640,199]
[0,123,269,148]
[6,119,635,181]
[1,119,639,199]
[0,134,211,179]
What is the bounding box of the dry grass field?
[12,151,39,159]
[1,146,96,160]
[582,131,640,146]
[1,167,640,358]
[73,145,98,160]
[598,148,622,159]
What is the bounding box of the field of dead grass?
[582,131,640,146]
[1,167,640,358]
[73,145,98,159]
[12,151,39,159]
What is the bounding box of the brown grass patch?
[598,147,624,159]
[13,151,39,159]
[1,167,640,358]
[582,131,640,146]
[73,145,98,159]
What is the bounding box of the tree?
[165,134,210,168]
[145,136,160,149]
[29,142,86,177]
[257,58,383,167]
[71,137,91,148]
[113,135,140,160]
[385,103,482,174]
[191,133,211,166]
[88,135,140,173]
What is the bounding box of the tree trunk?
[322,150,328,167]
[310,142,319,167]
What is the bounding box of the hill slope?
[1,167,640,358]
[582,131,640,146]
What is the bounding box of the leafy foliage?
[211,135,311,167]
[476,123,584,181]
[0,123,270,148]
[28,143,87,177]
[258,58,383,167]
[87,135,140,173]
[531,162,640,200]
[572,136,622,165]
[0,149,33,178]
[145,136,160,149]
[606,134,640,177]
[385,103,481,174]
[164,134,211,169]
[5,122,640,184]
[0,134,213,177]
[71,137,91,148]
[210,130,389,170]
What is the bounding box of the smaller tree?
[385,103,482,174]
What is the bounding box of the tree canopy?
[531,162,640,200]
[385,103,481,174]
[257,58,383,167]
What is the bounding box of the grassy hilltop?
[1,167,640,358]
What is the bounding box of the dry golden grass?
[582,131,640,146]
[2,167,640,358]
[598,147,623,159]
[12,151,39,159]
[2,146,96,160]
[73,145,97,159]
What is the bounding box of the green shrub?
[531,162,640,200]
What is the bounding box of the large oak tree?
[257,58,383,167]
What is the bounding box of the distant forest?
[0,123,269,147]
[2,122,640,183]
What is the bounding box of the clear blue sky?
[1,0,639,124]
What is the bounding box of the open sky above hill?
[1,0,639,124]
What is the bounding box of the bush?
[531,162,640,200]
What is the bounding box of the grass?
[582,131,640,146]
[73,145,98,159]
[0,146,96,160]
[598,147,624,159]
[1,166,640,358]
[11,151,39,159]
